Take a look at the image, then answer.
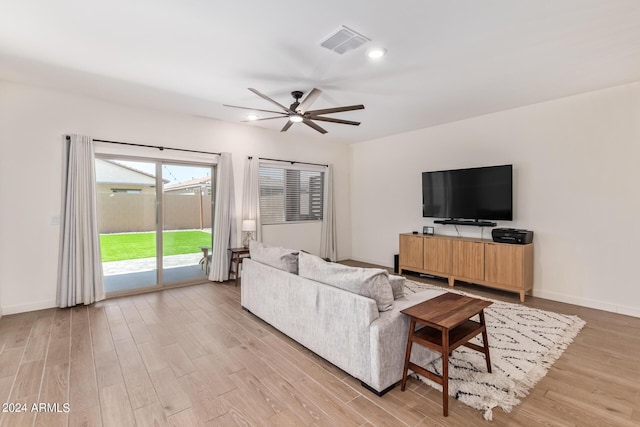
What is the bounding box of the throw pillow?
[249,240,299,274]
[389,275,406,299]
[298,252,394,312]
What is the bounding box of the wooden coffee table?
[400,292,492,416]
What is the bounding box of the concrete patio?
[103,253,207,293]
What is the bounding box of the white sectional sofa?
[240,242,444,395]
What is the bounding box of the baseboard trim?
[617,305,640,318]
[2,299,56,315]
[348,256,393,269]
[533,290,640,318]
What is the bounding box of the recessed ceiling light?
[247,114,258,121]
[367,48,387,59]
[289,115,303,123]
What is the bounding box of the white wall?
[0,80,351,315]
[350,81,640,318]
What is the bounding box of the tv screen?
[422,164,512,221]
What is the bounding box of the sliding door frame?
[96,153,216,298]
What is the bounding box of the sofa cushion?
[249,240,299,274]
[298,252,394,312]
[389,275,406,300]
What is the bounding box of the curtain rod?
[251,156,328,167]
[65,135,221,156]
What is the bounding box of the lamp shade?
[242,219,257,232]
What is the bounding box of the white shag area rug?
[404,280,586,420]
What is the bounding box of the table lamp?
[242,219,256,248]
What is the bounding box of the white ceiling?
[1,0,639,143]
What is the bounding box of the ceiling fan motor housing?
[290,91,304,111]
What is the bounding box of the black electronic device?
[492,228,533,244]
[422,164,512,223]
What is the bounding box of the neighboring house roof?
[95,159,168,186]
[164,176,211,192]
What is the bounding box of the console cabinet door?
[452,240,484,280]
[485,243,529,288]
[399,235,424,270]
[423,237,452,274]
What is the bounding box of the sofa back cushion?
[249,240,299,274]
[388,275,406,300]
[298,252,394,312]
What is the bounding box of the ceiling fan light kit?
[224,88,365,134]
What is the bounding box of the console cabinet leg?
[448,276,455,287]
[520,290,525,302]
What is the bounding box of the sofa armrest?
[368,288,445,391]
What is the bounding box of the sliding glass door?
[96,155,215,295]
[96,158,159,293]
[161,163,214,284]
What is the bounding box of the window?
[111,188,142,194]
[259,166,324,224]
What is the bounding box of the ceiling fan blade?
[306,104,365,116]
[296,88,323,114]
[223,104,285,115]
[307,116,361,126]
[302,119,328,134]
[242,115,288,122]
[280,120,294,132]
[248,88,293,113]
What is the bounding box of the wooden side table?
[400,292,492,417]
[228,247,250,285]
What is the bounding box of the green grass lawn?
[100,230,212,262]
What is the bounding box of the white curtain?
[241,156,262,242]
[209,152,237,281]
[57,134,105,307]
[320,164,337,261]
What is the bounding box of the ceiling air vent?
[320,25,370,55]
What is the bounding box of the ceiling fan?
[223,88,364,134]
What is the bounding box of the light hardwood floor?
[1,262,639,426]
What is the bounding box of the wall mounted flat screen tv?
[422,164,513,221]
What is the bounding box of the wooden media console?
[399,233,533,302]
